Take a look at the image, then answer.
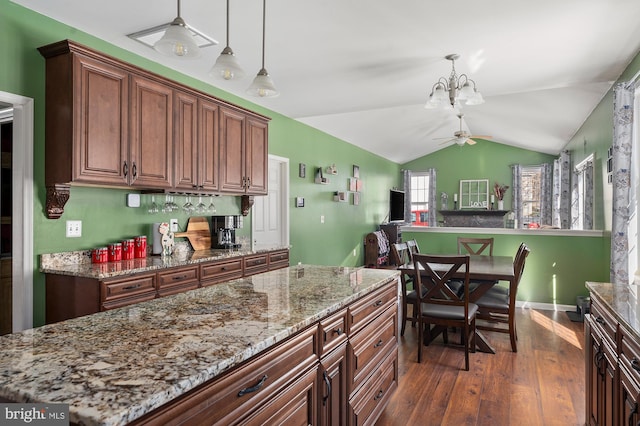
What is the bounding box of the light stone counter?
[0,265,399,426]
[586,281,640,341]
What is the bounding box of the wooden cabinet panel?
[73,54,129,185]
[348,283,397,336]
[101,273,156,310]
[620,365,640,426]
[319,342,348,426]
[173,90,198,191]
[130,75,173,188]
[245,117,268,195]
[268,249,290,271]
[198,98,219,192]
[244,253,269,276]
[200,258,243,286]
[319,309,347,356]
[157,265,199,297]
[219,107,246,193]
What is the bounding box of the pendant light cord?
[177,0,181,18]
[225,0,230,47]
[261,0,266,69]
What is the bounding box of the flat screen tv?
[389,189,405,223]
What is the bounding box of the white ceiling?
[12,0,640,163]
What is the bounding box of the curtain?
[584,160,594,229]
[611,83,634,285]
[552,150,571,228]
[511,165,522,228]
[540,162,552,225]
[427,168,437,227]
[403,169,412,224]
[571,169,580,229]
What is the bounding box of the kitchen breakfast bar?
[0,265,400,425]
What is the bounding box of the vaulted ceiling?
[12,0,640,163]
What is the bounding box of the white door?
[252,155,289,250]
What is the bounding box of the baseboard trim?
[516,301,576,312]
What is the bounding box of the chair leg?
[463,324,469,371]
[509,315,517,352]
[417,318,423,363]
[400,301,408,336]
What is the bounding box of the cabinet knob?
[123,161,128,177]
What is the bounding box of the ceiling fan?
[435,113,492,146]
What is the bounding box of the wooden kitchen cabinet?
[38,40,269,218]
[244,253,269,276]
[268,249,290,271]
[200,257,243,287]
[101,273,157,311]
[156,265,199,297]
[219,107,268,196]
[319,309,348,426]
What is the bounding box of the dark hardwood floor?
[377,308,585,426]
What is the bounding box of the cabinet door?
[620,366,640,426]
[130,75,173,188]
[219,107,246,193]
[245,117,268,195]
[198,98,219,192]
[319,342,347,426]
[173,90,198,191]
[73,54,129,185]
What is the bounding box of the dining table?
[399,254,515,354]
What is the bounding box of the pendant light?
[247,0,279,97]
[210,0,245,80]
[154,0,201,59]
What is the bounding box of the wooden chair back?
[457,237,494,256]
[406,239,420,260]
[413,254,470,307]
[513,243,530,289]
[391,242,411,267]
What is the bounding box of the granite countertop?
[40,246,289,280]
[0,265,399,426]
[586,281,640,341]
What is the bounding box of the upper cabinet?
[38,40,270,219]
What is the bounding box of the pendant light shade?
[247,0,279,97]
[154,0,201,59]
[210,0,244,80]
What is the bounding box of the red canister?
[92,247,108,264]
[134,236,147,259]
[108,243,122,262]
[121,239,135,260]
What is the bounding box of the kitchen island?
[0,265,399,425]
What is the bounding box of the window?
[572,154,594,230]
[410,173,430,226]
[521,166,543,226]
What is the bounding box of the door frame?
[0,91,34,332]
[251,155,289,250]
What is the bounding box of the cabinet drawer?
[319,309,347,356]
[268,250,289,270]
[620,326,640,384]
[348,281,397,336]
[137,325,319,425]
[347,305,397,396]
[200,258,243,286]
[157,266,199,289]
[101,273,156,303]
[590,297,617,347]
[244,254,269,276]
[349,348,398,426]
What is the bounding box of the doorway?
[0,91,34,333]
[252,155,289,251]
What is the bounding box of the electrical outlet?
[66,220,82,238]
[320,215,325,224]
[170,219,179,233]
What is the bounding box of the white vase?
[498,200,504,210]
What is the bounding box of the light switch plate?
[170,219,179,233]
[127,193,141,208]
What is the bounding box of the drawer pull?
[122,284,140,291]
[221,267,226,271]
[172,275,188,281]
[628,403,637,426]
[596,316,606,326]
[322,371,331,406]
[332,327,343,335]
[374,389,384,401]
[632,358,640,372]
[374,339,384,348]
[238,375,268,397]
[373,300,383,307]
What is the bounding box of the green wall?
[0,1,400,326]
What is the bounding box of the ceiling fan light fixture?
[153,1,201,59]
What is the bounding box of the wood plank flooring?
[377,308,585,426]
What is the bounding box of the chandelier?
[425,54,484,109]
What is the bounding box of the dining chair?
[475,243,530,352]
[457,237,494,256]
[413,253,477,370]
[406,239,420,261]
[392,242,422,336]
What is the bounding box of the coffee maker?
[211,215,243,249]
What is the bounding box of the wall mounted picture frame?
[299,163,306,178]
[296,196,305,207]
[353,192,360,205]
[353,165,360,178]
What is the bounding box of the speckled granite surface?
[40,245,289,280]
[586,281,640,341]
[0,265,399,426]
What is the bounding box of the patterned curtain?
[571,169,579,229]
[427,168,437,227]
[584,160,594,229]
[611,83,634,285]
[403,169,412,224]
[511,164,522,228]
[540,163,552,225]
[552,151,571,228]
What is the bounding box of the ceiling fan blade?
[438,138,455,145]
[433,136,453,140]
[469,135,492,139]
